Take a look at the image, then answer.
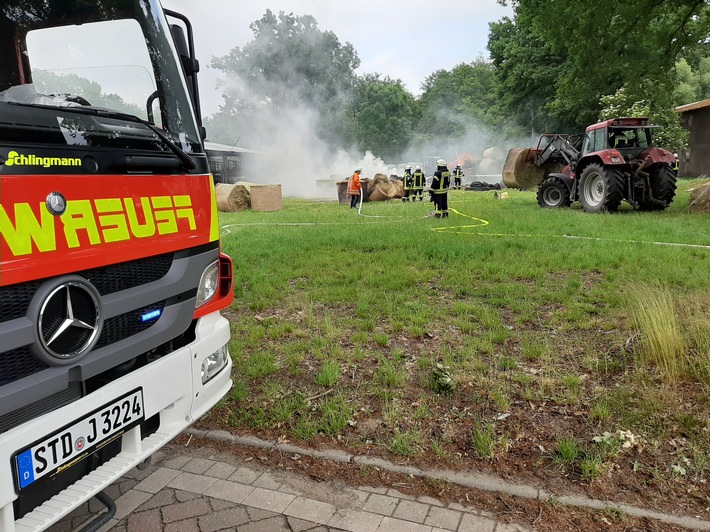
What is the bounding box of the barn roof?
[676,98,710,113]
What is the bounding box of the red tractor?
[536,118,677,212]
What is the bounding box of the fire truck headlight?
[195,260,219,309]
[201,345,229,384]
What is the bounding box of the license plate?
[14,389,144,490]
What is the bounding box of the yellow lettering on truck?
[0,194,197,256]
[0,203,57,255]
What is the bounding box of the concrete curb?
[186,428,710,531]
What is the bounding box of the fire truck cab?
[0,1,234,530]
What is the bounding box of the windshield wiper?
[6,102,196,171]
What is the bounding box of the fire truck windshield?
[0,0,202,155]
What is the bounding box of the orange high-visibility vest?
[348,172,361,195]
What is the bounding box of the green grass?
[388,429,422,456]
[552,435,581,467]
[315,360,341,387]
[205,181,710,492]
[470,422,503,459]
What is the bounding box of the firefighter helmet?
[436,159,446,166]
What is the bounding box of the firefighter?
[452,163,464,189]
[402,164,413,202]
[412,164,425,201]
[673,153,679,175]
[430,159,451,218]
[348,167,362,208]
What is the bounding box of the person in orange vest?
[348,167,363,208]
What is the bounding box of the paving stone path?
[52,443,529,532]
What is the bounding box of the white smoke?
[234,101,390,198]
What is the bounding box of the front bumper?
[0,311,232,532]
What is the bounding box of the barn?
[676,98,710,177]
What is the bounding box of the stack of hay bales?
[476,146,505,177]
[215,181,282,212]
[367,173,401,201]
[688,181,710,213]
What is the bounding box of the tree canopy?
[351,74,418,161]
[491,0,710,142]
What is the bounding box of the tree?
[415,59,504,147]
[487,16,568,135]
[672,47,710,106]
[208,9,360,148]
[492,0,710,132]
[351,74,418,161]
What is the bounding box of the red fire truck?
[0,1,234,530]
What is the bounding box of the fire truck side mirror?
[170,24,199,75]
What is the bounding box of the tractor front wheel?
[537,177,572,208]
[578,163,625,213]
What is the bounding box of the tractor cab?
[581,118,657,160]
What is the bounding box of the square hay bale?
[250,184,282,211]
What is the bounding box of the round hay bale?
[689,182,710,213]
[371,173,390,187]
[216,182,251,212]
[502,148,524,188]
[477,157,500,175]
[502,148,546,190]
[368,187,389,202]
[482,146,505,160]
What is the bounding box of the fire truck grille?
[0,347,49,386]
[0,282,42,321]
[83,253,174,295]
[0,253,173,325]
[96,302,166,349]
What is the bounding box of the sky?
[161,0,514,117]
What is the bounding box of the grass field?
[200,179,710,513]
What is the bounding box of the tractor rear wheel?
[640,164,677,211]
[537,177,572,208]
[578,163,625,213]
